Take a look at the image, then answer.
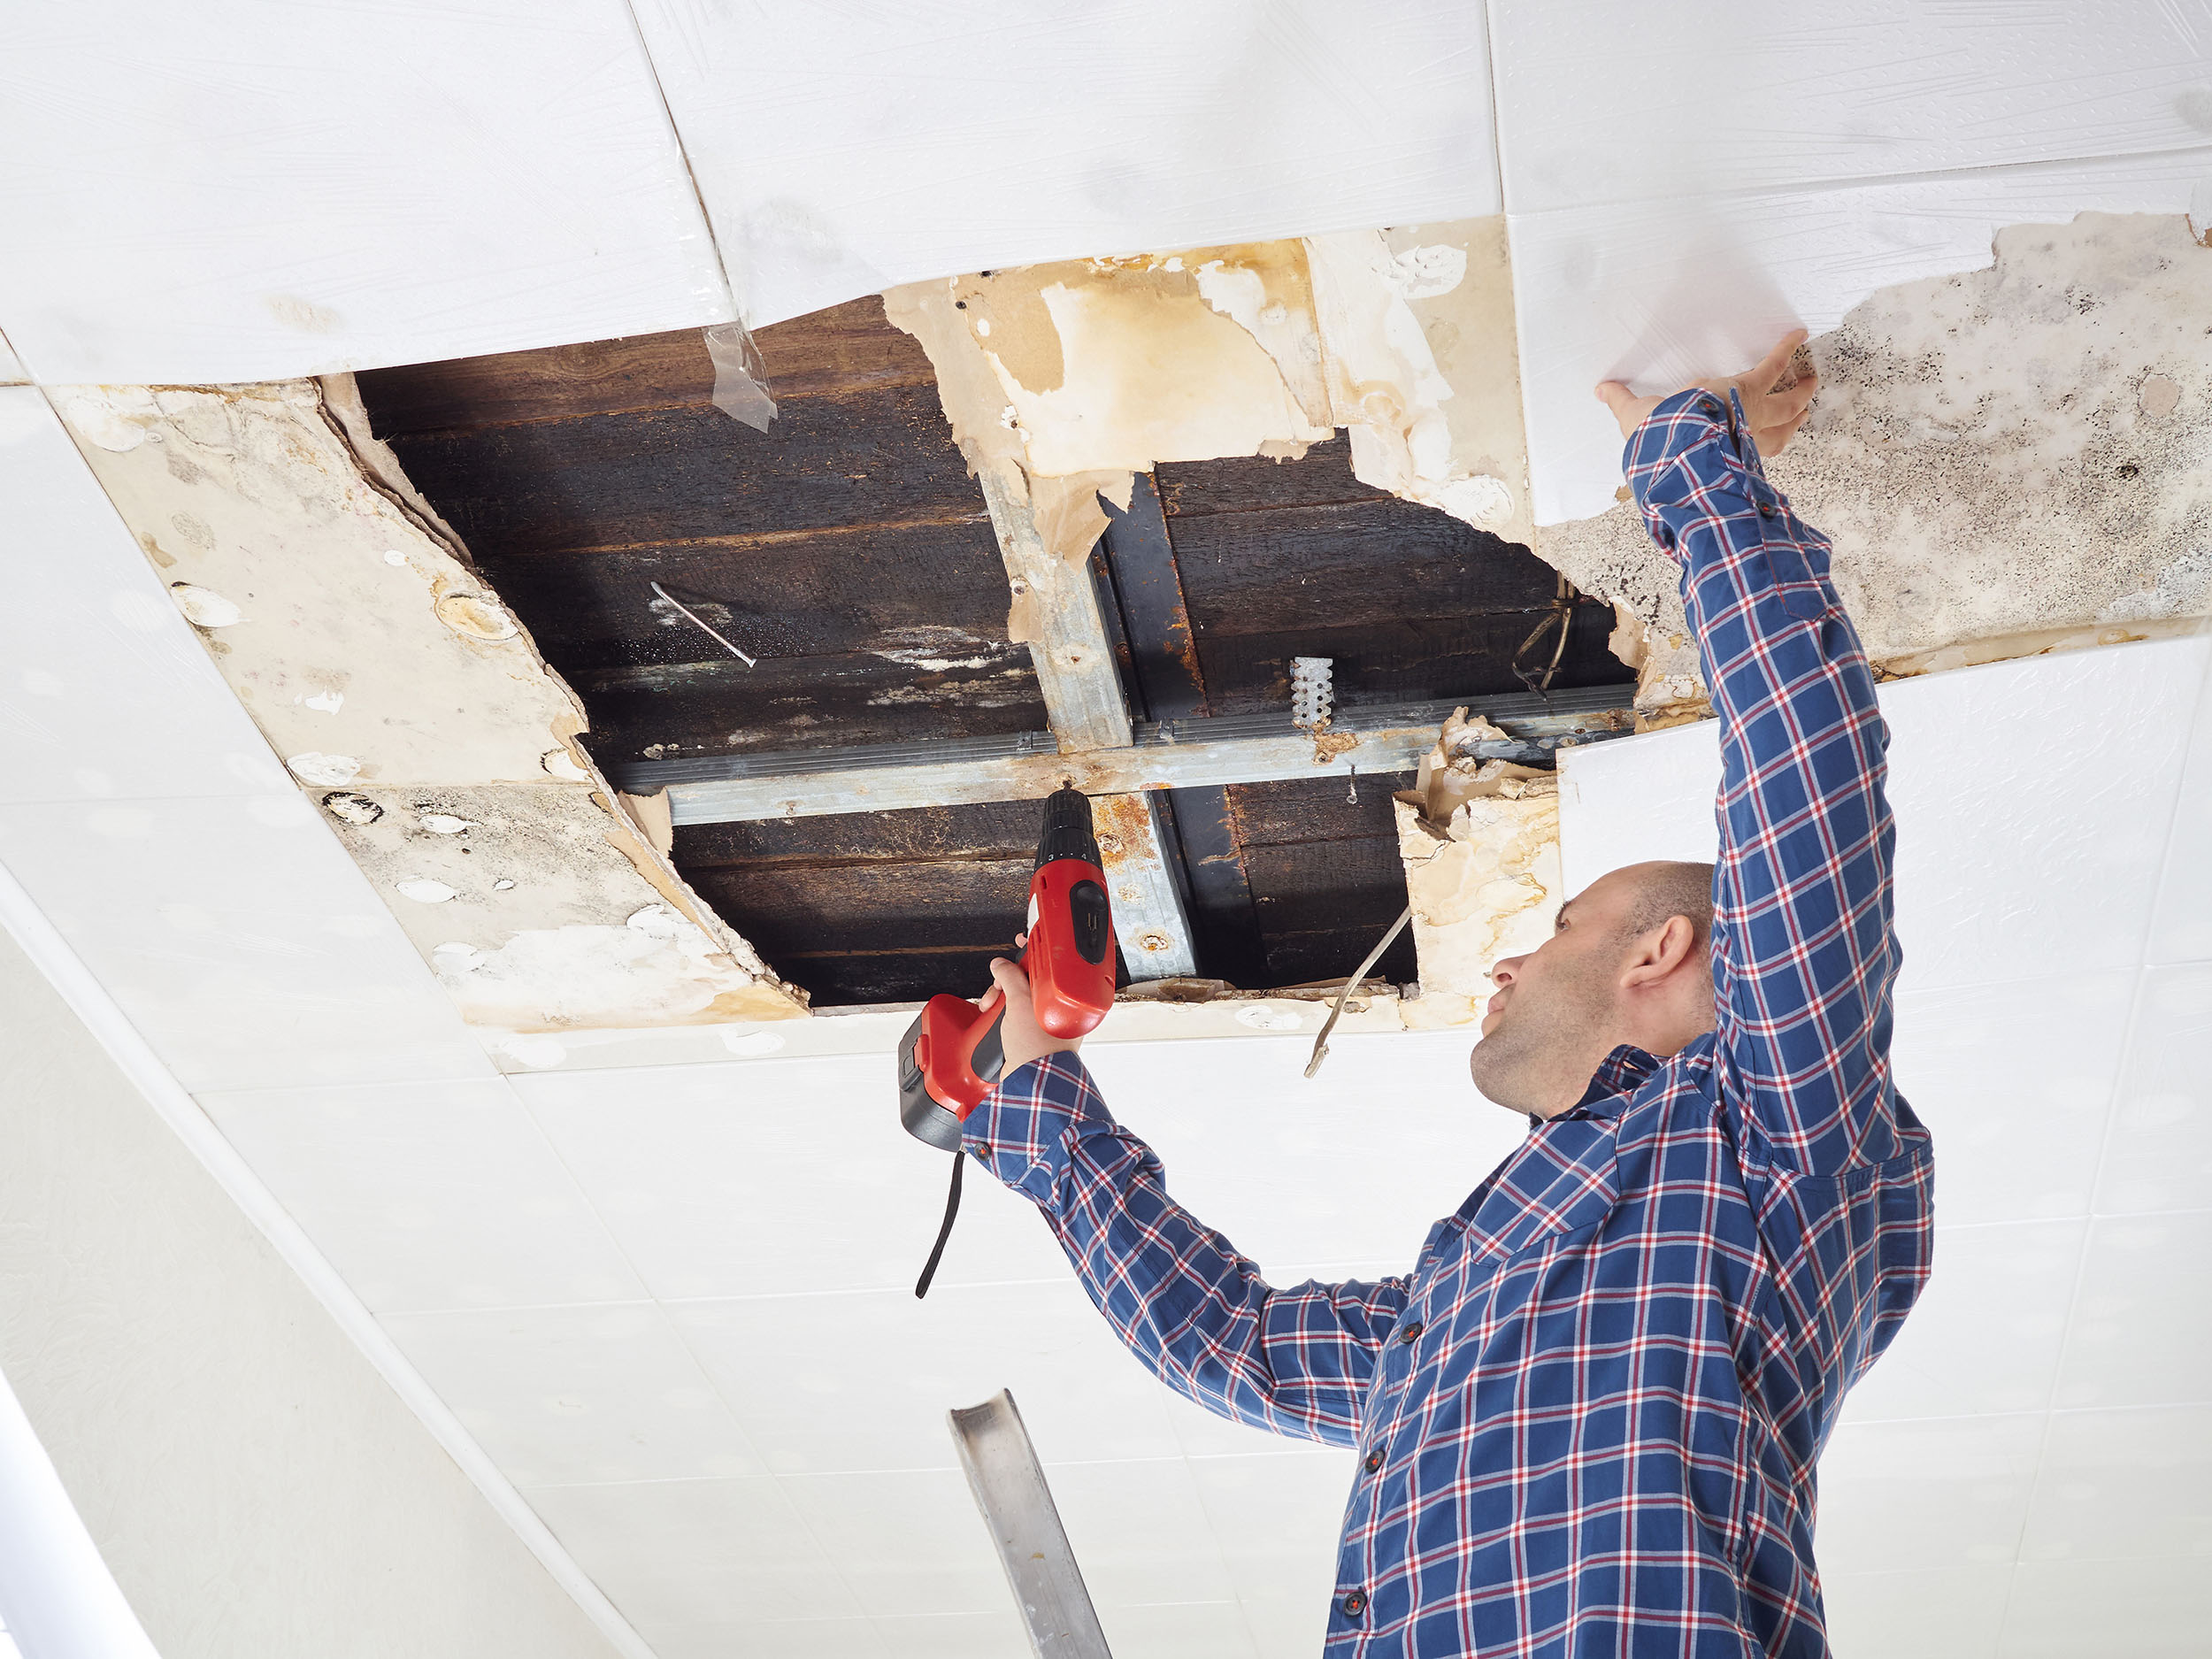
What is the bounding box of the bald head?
[1616,861,1716,955]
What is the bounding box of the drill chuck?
[1033,785,1101,870]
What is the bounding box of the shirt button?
[1342,1590,1368,1617]
[1363,1449,1383,1472]
[1399,1321,1424,1346]
[1758,503,1777,517]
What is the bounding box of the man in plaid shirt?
[964,333,1934,1656]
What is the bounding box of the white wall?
[0,922,625,1659]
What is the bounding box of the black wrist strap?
[913,1149,964,1299]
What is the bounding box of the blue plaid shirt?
[966,388,1934,1657]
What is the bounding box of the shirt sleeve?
[1625,388,1906,1177]
[964,1052,1406,1447]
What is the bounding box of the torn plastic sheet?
[703,319,778,431]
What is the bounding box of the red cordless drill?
[898,785,1116,1294]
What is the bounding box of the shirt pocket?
[1459,1119,1623,1263]
[1751,491,1832,622]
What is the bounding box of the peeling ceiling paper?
[890,225,1536,561]
[1395,781,1562,1032]
[1538,213,2212,670]
[887,242,1333,559]
[1306,219,1534,546]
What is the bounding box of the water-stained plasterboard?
[628,0,1502,327]
[1537,213,2212,667]
[1307,219,1534,547]
[1390,713,1563,1030]
[52,381,804,1032]
[888,222,1535,554]
[53,382,589,791]
[322,785,795,1032]
[0,0,730,384]
[1511,150,2212,526]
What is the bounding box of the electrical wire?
[1304,905,1413,1079]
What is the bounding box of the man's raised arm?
[1602,337,1911,1178]
[963,962,1408,1445]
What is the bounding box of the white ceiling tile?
[526,1478,857,1629]
[380,1303,762,1488]
[637,1618,886,1659]
[0,3,728,384]
[1561,640,2209,994]
[2053,1212,2212,1409]
[200,1077,641,1314]
[1098,1601,1260,1659]
[1489,0,2212,214]
[1078,1032,1528,1273]
[1888,977,2131,1225]
[0,332,25,384]
[0,794,491,1092]
[2018,1404,2212,1563]
[669,1282,1180,1476]
[1187,1452,1356,1615]
[2146,654,2212,966]
[632,0,1501,327]
[2096,965,2212,1216]
[1998,1555,2204,1658]
[1042,1459,1236,1609]
[1507,151,2210,524]
[1840,1221,2085,1425]
[1815,1414,2045,1576]
[1244,1595,1340,1659]
[1883,641,2202,992]
[515,1056,1071,1299]
[1820,1566,2012,1659]
[867,1609,1032,1659]
[778,1469,1009,1618]
[0,388,294,804]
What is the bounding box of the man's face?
[1467,873,1633,1116]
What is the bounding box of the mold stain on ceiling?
[1540,212,2212,711]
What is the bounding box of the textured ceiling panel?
[0,2,729,383]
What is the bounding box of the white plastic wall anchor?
[1290,656,1334,729]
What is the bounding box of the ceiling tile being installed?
[0,2,729,383]
[628,1,1503,326]
[1510,154,2212,523]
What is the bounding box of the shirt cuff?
[1624,386,1766,553]
[962,1051,1111,1207]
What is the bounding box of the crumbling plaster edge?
[0,858,660,1659]
[301,380,808,1018]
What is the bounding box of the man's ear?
[1620,915,1698,988]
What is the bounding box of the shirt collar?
[1532,1044,1660,1126]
